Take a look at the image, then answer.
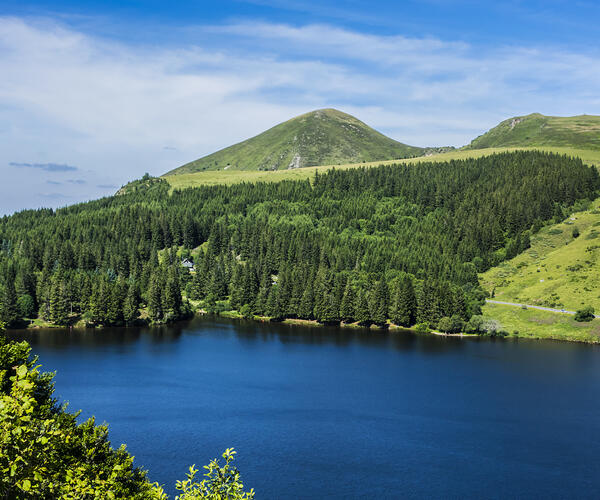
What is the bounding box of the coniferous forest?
[0,151,598,332]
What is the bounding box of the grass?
[166,108,422,174]
[468,113,600,150]
[482,303,600,343]
[164,146,600,190]
[480,197,600,312]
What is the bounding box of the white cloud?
[0,16,599,214]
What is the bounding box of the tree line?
[0,151,597,330]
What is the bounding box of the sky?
[1,1,599,215]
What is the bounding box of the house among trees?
[181,258,195,272]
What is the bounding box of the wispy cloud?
[1,15,600,215]
[10,161,78,172]
[37,192,73,199]
[97,184,117,189]
[66,179,86,184]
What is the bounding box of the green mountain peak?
[466,113,600,150]
[165,108,423,175]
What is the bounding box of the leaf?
[16,365,27,378]
[22,479,31,491]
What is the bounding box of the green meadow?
[163,146,600,190]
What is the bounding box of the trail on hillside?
[485,299,599,318]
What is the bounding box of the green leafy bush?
[0,337,254,499]
[175,448,254,500]
[574,306,595,322]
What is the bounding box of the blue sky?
[1,0,599,214]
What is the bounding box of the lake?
[7,317,600,499]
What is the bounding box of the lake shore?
[5,306,598,345]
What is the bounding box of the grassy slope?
[467,113,600,150]
[482,303,599,343]
[165,108,422,174]
[480,197,600,342]
[481,197,600,310]
[163,146,600,190]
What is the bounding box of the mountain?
[466,113,600,150]
[165,108,423,175]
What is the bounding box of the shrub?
[572,226,580,238]
[414,322,430,333]
[465,315,485,333]
[239,304,252,318]
[176,448,254,500]
[0,337,254,499]
[16,295,35,319]
[0,337,164,498]
[574,305,595,322]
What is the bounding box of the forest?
[0,151,598,332]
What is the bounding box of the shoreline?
[4,308,598,345]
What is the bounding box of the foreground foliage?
[175,449,254,500]
[0,336,163,498]
[0,336,254,499]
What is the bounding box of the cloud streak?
[10,162,78,172]
[1,15,599,215]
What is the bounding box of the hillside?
[467,113,600,150]
[481,197,600,311]
[163,146,600,191]
[2,151,598,345]
[165,108,423,174]
[480,197,600,342]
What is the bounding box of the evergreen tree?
[16,294,35,319]
[0,281,19,327]
[340,281,356,323]
[123,283,140,325]
[163,267,182,320]
[369,279,389,326]
[298,284,314,319]
[390,276,416,327]
[354,289,371,326]
[147,272,163,323]
[49,275,69,325]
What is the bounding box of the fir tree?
[390,276,416,327]
[354,288,371,326]
[123,283,140,325]
[147,272,163,323]
[369,279,389,326]
[298,284,314,319]
[49,275,69,325]
[340,281,356,323]
[0,281,19,327]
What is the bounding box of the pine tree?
[298,283,314,319]
[123,283,139,325]
[90,277,109,324]
[162,267,182,320]
[313,268,338,323]
[354,288,371,326]
[369,278,389,326]
[265,286,283,320]
[49,275,69,325]
[0,281,19,327]
[147,272,163,323]
[340,281,356,323]
[189,269,205,300]
[107,281,126,325]
[390,276,416,327]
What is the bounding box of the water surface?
[8,317,600,499]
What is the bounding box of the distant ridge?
[466,113,600,150]
[165,108,423,175]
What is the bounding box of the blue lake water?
[8,317,600,499]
